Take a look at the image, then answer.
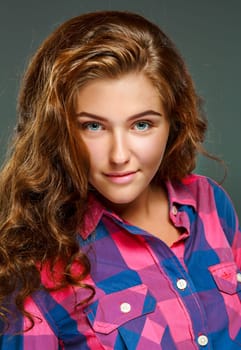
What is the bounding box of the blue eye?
[134,121,151,131]
[82,122,103,131]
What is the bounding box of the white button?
[197,334,208,346]
[176,279,187,290]
[237,273,241,283]
[120,302,131,313]
[172,205,178,215]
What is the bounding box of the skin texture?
[74,73,181,246]
[75,72,169,205]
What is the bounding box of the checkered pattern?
[1,174,241,349]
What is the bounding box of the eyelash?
[78,120,153,132]
[80,122,103,131]
[133,121,152,131]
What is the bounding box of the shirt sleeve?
[209,178,241,268]
[0,311,24,349]
[0,296,59,350]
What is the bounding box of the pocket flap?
[84,284,156,334]
[208,261,241,295]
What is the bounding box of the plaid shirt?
[1,174,241,349]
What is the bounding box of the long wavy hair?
[0,11,208,329]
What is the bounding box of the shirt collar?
[80,193,125,239]
[81,175,197,239]
[80,194,104,239]
[166,175,197,211]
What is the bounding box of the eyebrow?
[76,110,162,121]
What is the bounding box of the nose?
[109,130,130,165]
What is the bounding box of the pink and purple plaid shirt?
[1,174,241,349]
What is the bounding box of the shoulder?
[181,173,219,189]
[168,173,237,220]
[180,173,230,205]
[184,173,234,207]
[167,173,222,211]
[180,174,239,236]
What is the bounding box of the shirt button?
[172,205,178,215]
[197,334,208,346]
[176,279,187,290]
[120,302,131,313]
[237,272,241,283]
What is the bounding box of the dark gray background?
[0,0,240,220]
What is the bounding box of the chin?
[97,191,137,207]
[107,196,134,205]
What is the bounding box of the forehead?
[75,72,164,117]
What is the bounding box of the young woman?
[0,11,240,350]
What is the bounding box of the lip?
[104,171,138,184]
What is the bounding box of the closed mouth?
[105,171,137,177]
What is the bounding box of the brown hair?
[0,11,208,329]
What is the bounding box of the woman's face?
[75,72,170,208]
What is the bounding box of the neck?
[125,184,167,222]
[99,183,167,223]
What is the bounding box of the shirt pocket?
[208,261,241,345]
[208,261,241,296]
[84,284,156,349]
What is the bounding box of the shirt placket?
[155,206,211,349]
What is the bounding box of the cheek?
[141,148,165,169]
[136,135,169,167]
[83,141,103,167]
